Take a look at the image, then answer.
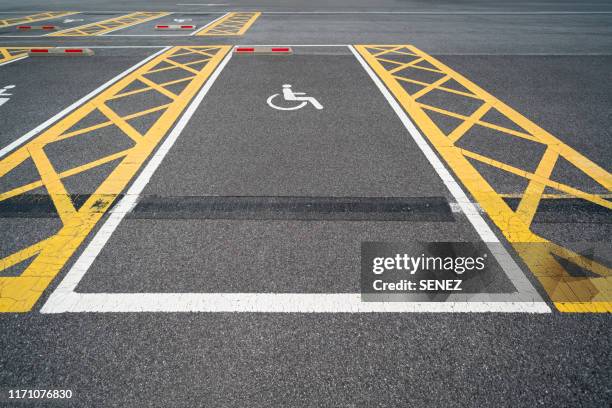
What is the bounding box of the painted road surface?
[0,0,610,406]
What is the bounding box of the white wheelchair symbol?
[267,84,323,111]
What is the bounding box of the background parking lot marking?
[0,47,168,158]
[355,44,611,313]
[195,11,260,36]
[40,46,549,314]
[0,11,78,28]
[48,12,171,36]
[28,47,94,56]
[0,47,31,65]
[16,25,59,31]
[0,45,230,312]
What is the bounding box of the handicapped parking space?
[0,13,121,36]
[114,13,220,35]
[73,46,521,297]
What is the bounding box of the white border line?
[190,11,229,35]
[349,45,549,309]
[41,46,550,313]
[0,55,27,66]
[0,46,171,159]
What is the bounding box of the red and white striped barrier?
[234,46,292,55]
[17,25,59,31]
[28,48,95,56]
[155,24,196,30]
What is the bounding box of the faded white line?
[0,55,27,66]
[0,46,171,158]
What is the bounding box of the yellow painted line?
[356,44,612,313]
[48,11,170,36]
[197,11,261,36]
[0,11,78,28]
[500,193,612,200]
[0,47,31,64]
[0,46,231,312]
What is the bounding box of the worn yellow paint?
[0,11,78,28]
[0,47,32,64]
[356,44,612,312]
[48,11,170,36]
[197,11,261,36]
[0,46,231,312]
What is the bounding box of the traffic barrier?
[28,47,94,56]
[17,25,59,30]
[155,24,196,30]
[234,46,292,54]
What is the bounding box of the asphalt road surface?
[0,0,610,407]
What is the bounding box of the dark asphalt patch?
[128,196,455,221]
[0,195,455,221]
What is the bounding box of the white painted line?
[190,11,229,35]
[0,46,171,159]
[349,45,550,309]
[44,293,552,313]
[41,45,549,314]
[0,55,27,67]
[41,49,234,314]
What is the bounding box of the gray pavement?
[0,1,610,407]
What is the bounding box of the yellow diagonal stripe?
[0,47,32,64]
[197,11,261,36]
[356,44,612,313]
[0,46,231,312]
[48,11,170,36]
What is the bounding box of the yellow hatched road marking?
[48,11,170,36]
[0,46,231,312]
[356,44,612,313]
[0,11,78,28]
[0,47,32,64]
[197,11,261,36]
